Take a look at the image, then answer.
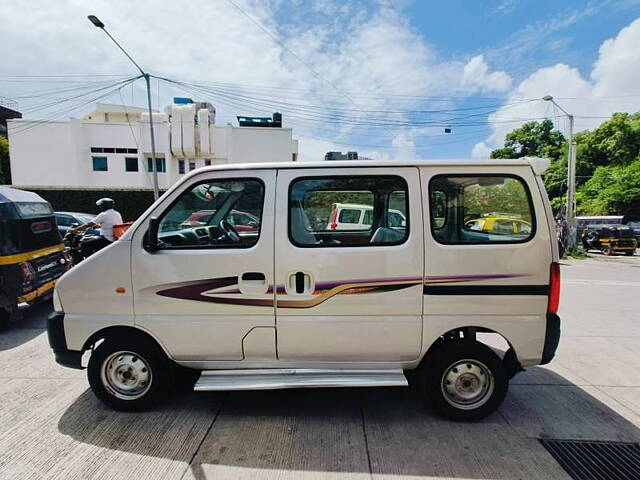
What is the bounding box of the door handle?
[242,272,265,283]
[295,272,305,294]
[288,271,313,294]
[239,272,268,295]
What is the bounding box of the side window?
[429,175,535,244]
[289,175,409,247]
[158,178,264,249]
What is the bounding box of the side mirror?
[144,217,160,253]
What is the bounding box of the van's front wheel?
[422,341,508,421]
[88,335,173,411]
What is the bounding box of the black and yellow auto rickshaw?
[0,187,70,328]
[581,224,637,256]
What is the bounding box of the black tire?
[625,250,634,256]
[420,340,508,421]
[87,334,174,411]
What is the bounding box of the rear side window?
[429,175,535,244]
[289,175,408,247]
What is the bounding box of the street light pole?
[543,95,576,250]
[88,15,159,200]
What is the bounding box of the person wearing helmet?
[69,198,123,257]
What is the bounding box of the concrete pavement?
[0,257,639,479]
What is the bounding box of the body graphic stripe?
[155,273,537,307]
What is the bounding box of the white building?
[7,100,298,190]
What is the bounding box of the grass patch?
[562,245,587,259]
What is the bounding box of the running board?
[194,368,408,391]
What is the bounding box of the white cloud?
[0,0,519,161]
[462,55,512,93]
[471,141,492,159]
[473,17,640,157]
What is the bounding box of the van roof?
[191,158,537,174]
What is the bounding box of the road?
[0,256,639,479]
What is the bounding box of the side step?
[194,368,408,391]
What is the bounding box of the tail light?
[329,208,338,230]
[547,262,560,314]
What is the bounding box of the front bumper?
[46,312,83,369]
[540,313,561,365]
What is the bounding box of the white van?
[47,158,561,421]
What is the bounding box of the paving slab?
[362,388,569,480]
[501,384,640,442]
[184,388,370,480]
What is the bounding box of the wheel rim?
[441,359,494,410]
[100,351,152,400]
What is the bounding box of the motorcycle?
[63,227,103,265]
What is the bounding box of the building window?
[92,156,108,172]
[189,159,196,171]
[147,157,166,173]
[125,157,139,172]
[127,148,138,154]
[103,147,115,153]
[289,175,408,248]
[116,148,127,154]
[178,160,185,175]
[429,175,535,244]
[204,159,211,166]
[90,147,103,153]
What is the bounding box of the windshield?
[14,202,53,218]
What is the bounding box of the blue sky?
[2,0,640,160]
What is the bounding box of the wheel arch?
[419,325,523,377]
[82,325,173,360]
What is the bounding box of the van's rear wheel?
[421,341,508,421]
[88,335,173,411]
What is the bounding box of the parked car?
[182,209,260,232]
[464,216,532,236]
[626,220,640,244]
[581,224,637,255]
[1,187,70,328]
[326,203,406,230]
[54,212,99,237]
[48,157,560,421]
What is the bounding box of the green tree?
[576,159,640,216]
[0,136,10,185]
[577,112,640,171]
[490,119,565,161]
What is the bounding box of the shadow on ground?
[0,300,51,351]
[57,368,640,479]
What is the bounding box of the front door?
[131,169,276,361]
[274,167,424,362]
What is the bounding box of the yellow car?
[465,217,532,235]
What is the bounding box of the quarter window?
[158,179,264,249]
[429,175,534,244]
[289,175,409,247]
